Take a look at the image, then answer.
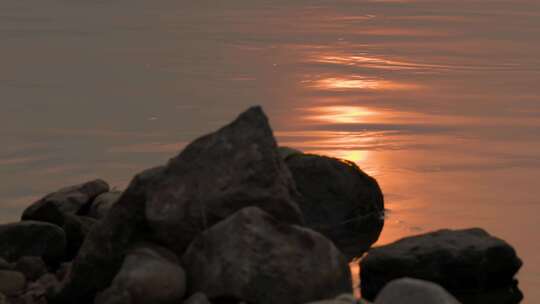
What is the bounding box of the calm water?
[1,0,539,302]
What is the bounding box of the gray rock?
[0,270,26,296]
[53,106,303,303]
[0,221,66,263]
[95,244,186,304]
[360,228,522,301]
[305,294,357,304]
[182,207,351,304]
[183,293,211,304]
[284,154,384,259]
[374,278,461,304]
[145,106,303,255]
[88,192,122,220]
[21,179,109,226]
[14,257,47,282]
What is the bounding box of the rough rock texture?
[145,106,303,255]
[182,207,351,304]
[305,294,357,304]
[14,257,47,282]
[374,278,461,304]
[183,293,211,304]
[0,222,66,263]
[88,192,122,220]
[360,228,522,301]
[0,270,26,296]
[53,107,303,304]
[284,154,384,259]
[95,244,186,304]
[52,166,162,304]
[21,180,109,225]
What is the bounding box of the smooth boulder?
[374,278,461,304]
[0,270,26,296]
[360,228,522,301]
[182,207,351,304]
[284,153,384,259]
[21,179,109,225]
[88,191,122,220]
[0,221,66,263]
[95,244,186,304]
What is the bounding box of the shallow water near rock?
[1,0,539,303]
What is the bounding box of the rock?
[374,278,461,304]
[278,146,302,160]
[53,106,303,303]
[284,154,384,259]
[0,259,13,271]
[88,191,122,220]
[62,215,97,260]
[184,293,211,304]
[14,257,47,282]
[0,270,26,296]
[55,263,71,282]
[0,293,6,304]
[95,244,186,304]
[305,294,357,304]
[53,166,163,304]
[360,228,522,301]
[24,273,59,303]
[0,221,66,263]
[21,179,109,225]
[182,207,351,304]
[145,106,303,255]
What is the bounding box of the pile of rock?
[0,107,384,304]
[0,106,523,304]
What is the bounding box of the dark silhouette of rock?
[145,106,303,255]
[14,257,47,282]
[52,166,163,304]
[62,215,97,260]
[305,294,357,304]
[54,106,302,304]
[88,191,122,220]
[0,270,26,296]
[95,244,186,304]
[0,221,66,264]
[374,278,461,304]
[360,228,522,302]
[21,180,109,225]
[283,153,384,259]
[182,207,351,304]
[23,273,59,303]
[184,293,211,304]
[0,259,13,271]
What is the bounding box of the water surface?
[1,0,539,302]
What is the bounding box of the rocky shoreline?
[0,107,523,304]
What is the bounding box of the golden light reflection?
[314,55,448,71]
[303,76,417,91]
[303,105,378,123]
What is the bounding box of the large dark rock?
[95,244,186,304]
[145,106,303,255]
[0,222,66,264]
[21,180,109,225]
[283,153,384,259]
[374,278,461,304]
[182,207,351,304]
[53,106,302,304]
[360,228,522,302]
[88,191,122,220]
